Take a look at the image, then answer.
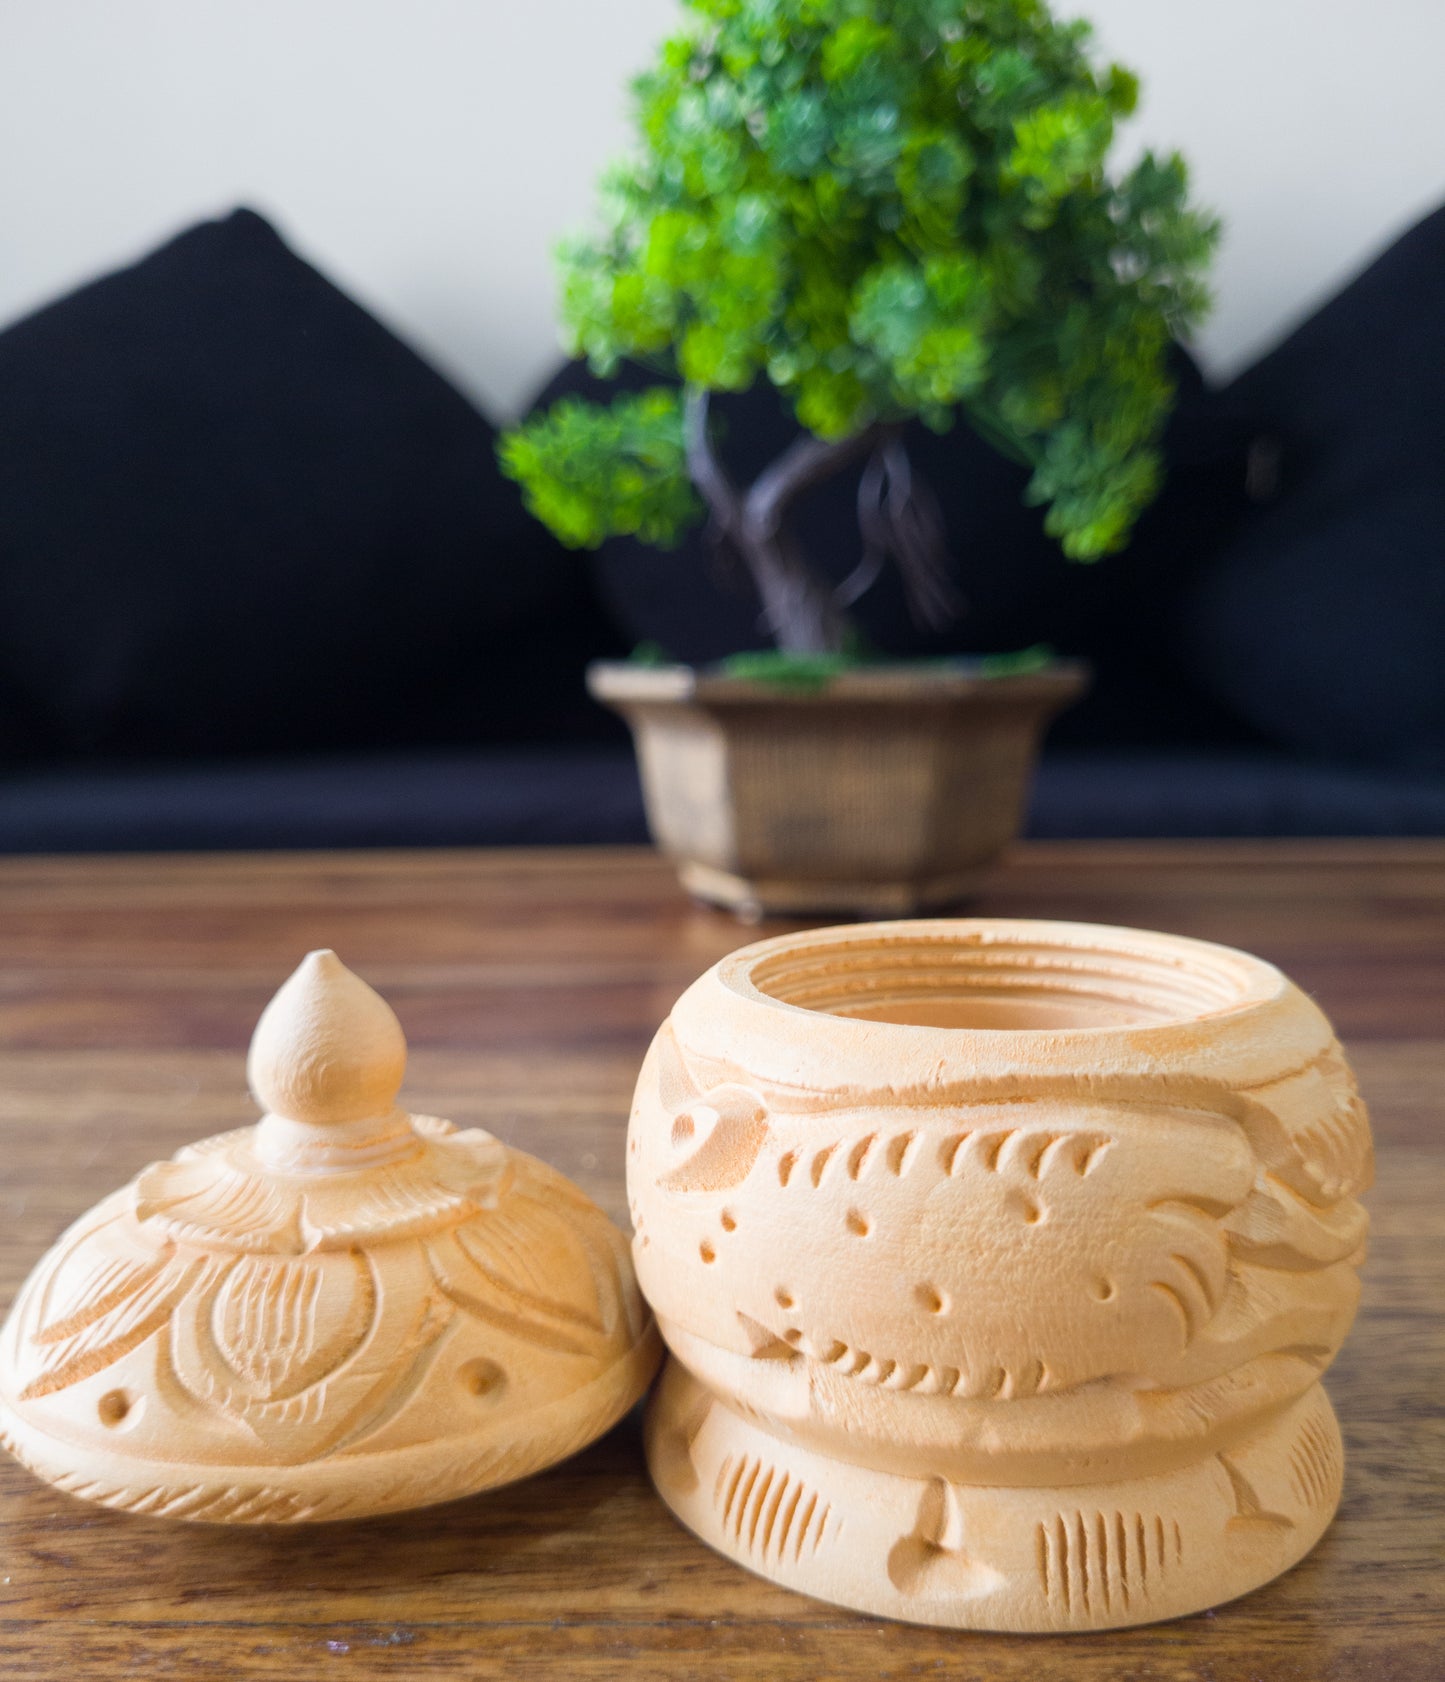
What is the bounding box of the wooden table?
[0,843,1440,1680]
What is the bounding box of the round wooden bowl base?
[646,1359,1342,1632]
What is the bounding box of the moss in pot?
[501,0,1217,919]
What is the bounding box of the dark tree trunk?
[682,386,959,656]
[683,387,878,655]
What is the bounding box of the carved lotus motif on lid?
[0,952,660,1521]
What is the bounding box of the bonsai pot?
[626,918,1373,1629]
[588,659,1087,919]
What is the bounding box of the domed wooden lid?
[0,952,659,1523]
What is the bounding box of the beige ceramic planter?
[588,660,1085,919]
[626,919,1372,1630]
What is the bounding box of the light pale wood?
[0,949,660,1522]
[588,661,1086,918]
[0,843,1440,1679]
[631,918,1372,1629]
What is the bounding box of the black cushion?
[530,350,1255,749]
[1175,202,1445,769]
[0,208,613,759]
[2,745,1442,854]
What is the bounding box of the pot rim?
[672,918,1331,1096]
[587,656,1088,707]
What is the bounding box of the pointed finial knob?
[247,950,406,1126]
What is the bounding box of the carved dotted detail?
[720,1210,737,1232]
[915,1284,947,1315]
[845,1209,871,1238]
[774,1287,795,1310]
[457,1358,505,1400]
[699,1240,716,1265]
[97,1389,139,1430]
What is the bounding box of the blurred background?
[1,0,1443,851]
[6,0,1444,417]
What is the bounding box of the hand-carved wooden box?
[0,951,660,1522]
[627,919,1372,1629]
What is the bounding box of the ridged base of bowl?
[646,1360,1343,1631]
[679,862,988,922]
[0,1329,660,1525]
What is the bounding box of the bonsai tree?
[501,0,1217,657]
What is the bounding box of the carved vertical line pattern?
[1155,1514,1167,1572]
[773,1478,805,1560]
[794,1492,819,1562]
[746,1465,776,1550]
[811,1502,832,1555]
[1095,1510,1111,1614]
[720,1455,747,1530]
[1136,1512,1148,1594]
[713,1453,734,1511]
[1115,1511,1131,1609]
[1055,1514,1071,1614]
[731,1459,762,1540]
[942,1133,972,1175]
[758,1471,788,1555]
[1075,1511,1090,1616]
[1290,1412,1340,1508]
[777,1151,797,1187]
[1039,1519,1052,1605]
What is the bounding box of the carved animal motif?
[630,919,1371,1629]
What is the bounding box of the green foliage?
[501,0,1217,568]
[719,648,859,690]
[497,389,698,549]
[977,641,1054,675]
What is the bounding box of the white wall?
[0,0,1441,421]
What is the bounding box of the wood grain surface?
[0,842,1440,1680]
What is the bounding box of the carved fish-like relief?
[1239,1045,1373,1208]
[641,1098,1277,1395]
[658,1085,771,1195]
